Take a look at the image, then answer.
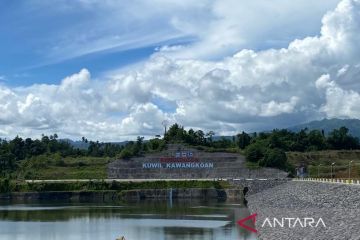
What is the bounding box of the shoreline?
[0,188,243,202]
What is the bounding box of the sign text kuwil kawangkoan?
[142,162,214,169]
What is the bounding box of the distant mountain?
[287,118,360,138]
[212,136,234,141]
[59,139,89,149]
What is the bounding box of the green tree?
[164,123,187,142]
[206,131,215,143]
[245,142,265,163]
[260,148,287,170]
[132,136,144,155]
[236,131,251,149]
[119,148,133,159]
[307,130,327,151]
[327,127,360,150]
[195,130,205,145]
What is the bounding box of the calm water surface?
[0,200,257,240]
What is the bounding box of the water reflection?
[0,199,257,240]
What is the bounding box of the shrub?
[55,159,66,167]
[245,143,265,163]
[0,178,12,193]
[260,148,287,170]
[119,148,133,159]
[77,161,87,167]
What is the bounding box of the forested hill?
[288,118,360,138]
[1,122,360,178]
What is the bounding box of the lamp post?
[349,160,353,179]
[317,164,322,178]
[331,162,335,179]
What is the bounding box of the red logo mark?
[237,213,257,233]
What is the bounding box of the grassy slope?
[16,155,110,180]
[287,150,360,178]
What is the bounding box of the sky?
[1,0,360,141]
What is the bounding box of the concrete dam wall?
[108,144,287,179]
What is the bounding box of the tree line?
[0,134,165,176]
[1,124,359,176]
[161,124,360,172]
[164,123,359,150]
[243,126,359,172]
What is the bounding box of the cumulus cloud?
[0,68,168,141]
[316,73,360,118]
[1,0,360,141]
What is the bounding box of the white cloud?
[260,97,299,117]
[161,0,341,59]
[24,0,340,63]
[24,0,211,64]
[1,0,360,141]
[337,65,349,76]
[316,73,360,119]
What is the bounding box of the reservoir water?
[0,200,257,240]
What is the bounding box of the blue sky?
[0,0,339,86]
[0,1,194,85]
[3,0,360,141]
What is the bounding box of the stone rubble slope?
[247,181,360,240]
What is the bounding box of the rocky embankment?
[247,181,360,240]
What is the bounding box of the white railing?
[293,178,360,185]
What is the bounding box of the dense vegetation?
[1,123,359,179]
[0,134,165,178]
[0,135,118,178]
[243,126,359,171]
[161,124,360,172]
